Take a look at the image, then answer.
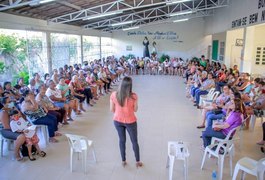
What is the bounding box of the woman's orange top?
[110,92,137,124]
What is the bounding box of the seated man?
[0,96,26,161]
[202,98,244,148]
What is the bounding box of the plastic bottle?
[212,170,217,180]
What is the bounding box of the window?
[83,36,100,61]
[50,33,81,70]
[255,47,265,65]
[101,37,113,58]
[219,42,225,61]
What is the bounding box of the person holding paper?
[10,110,46,161]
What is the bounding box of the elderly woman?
[45,80,72,123]
[0,97,26,161]
[20,90,59,143]
[33,73,44,90]
[51,69,59,84]
[36,84,67,125]
[69,75,86,112]
[194,73,215,107]
[78,70,94,106]
[202,98,244,148]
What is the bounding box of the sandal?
[122,161,127,167]
[16,155,23,161]
[257,141,265,145]
[197,125,205,129]
[55,132,62,136]
[62,122,69,125]
[37,151,46,157]
[29,156,36,161]
[49,138,58,143]
[136,161,143,168]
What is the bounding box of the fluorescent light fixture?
[83,10,123,21]
[39,0,56,4]
[170,10,194,16]
[167,0,193,5]
[173,18,189,23]
[123,26,139,31]
[111,20,134,27]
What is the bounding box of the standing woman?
[110,77,143,168]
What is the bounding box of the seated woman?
[202,98,244,148]
[78,70,94,106]
[3,81,21,101]
[0,97,26,161]
[69,75,86,112]
[245,81,265,130]
[197,85,232,128]
[28,78,38,95]
[98,67,111,95]
[45,80,72,123]
[15,78,29,95]
[44,73,50,87]
[86,71,99,100]
[36,84,67,125]
[10,110,46,161]
[33,73,44,90]
[194,73,215,107]
[91,68,104,96]
[20,90,59,143]
[235,73,250,92]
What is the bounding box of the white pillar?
[241,26,255,73]
[80,35,84,64]
[43,32,52,74]
[100,37,102,60]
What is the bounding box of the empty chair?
[201,138,234,180]
[166,141,190,180]
[232,157,265,180]
[65,134,96,174]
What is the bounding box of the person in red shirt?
[110,76,143,168]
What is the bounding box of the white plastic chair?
[35,125,49,147]
[202,91,220,107]
[250,112,264,131]
[166,141,190,180]
[232,116,249,150]
[232,157,265,180]
[0,133,14,157]
[201,127,238,180]
[26,117,49,147]
[199,88,215,106]
[65,134,97,174]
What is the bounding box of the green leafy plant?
[13,70,30,85]
[159,54,170,63]
[0,62,5,74]
[125,54,136,61]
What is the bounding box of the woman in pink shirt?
[110,77,143,168]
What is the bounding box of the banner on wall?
[231,0,265,29]
[126,31,183,43]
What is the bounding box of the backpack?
[20,144,37,157]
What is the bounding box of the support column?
[241,26,255,73]
[80,35,84,64]
[99,37,102,60]
[45,32,52,74]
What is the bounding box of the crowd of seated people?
[0,56,126,161]
[183,55,265,153]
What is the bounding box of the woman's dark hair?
[44,73,49,80]
[254,77,261,84]
[3,81,11,90]
[234,98,245,114]
[116,76,133,107]
[17,77,24,84]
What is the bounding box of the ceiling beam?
[83,0,228,30]
[0,0,56,11]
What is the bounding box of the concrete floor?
[0,75,264,180]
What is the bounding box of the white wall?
[0,12,111,37]
[224,28,244,69]
[205,0,265,35]
[112,18,210,60]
